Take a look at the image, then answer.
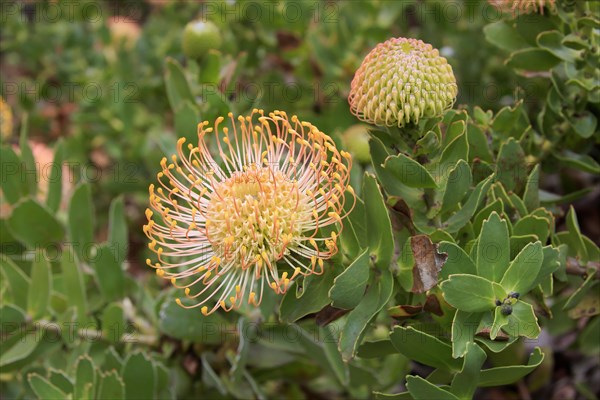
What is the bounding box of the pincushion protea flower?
[488,0,556,14]
[144,110,354,315]
[349,37,457,127]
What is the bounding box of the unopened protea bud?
[349,37,457,128]
[488,0,557,15]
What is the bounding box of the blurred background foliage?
[0,0,599,399]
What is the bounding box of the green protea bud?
[182,20,222,60]
[349,37,457,128]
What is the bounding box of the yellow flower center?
[205,165,308,268]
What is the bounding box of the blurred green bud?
[342,124,371,164]
[488,0,557,15]
[349,37,457,128]
[182,20,222,60]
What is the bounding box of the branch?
[565,257,600,279]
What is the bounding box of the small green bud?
[342,124,371,164]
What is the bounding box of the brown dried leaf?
[388,304,423,318]
[315,305,350,327]
[410,235,448,293]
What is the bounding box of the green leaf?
[451,311,483,358]
[47,369,73,394]
[330,248,370,309]
[444,176,493,233]
[340,190,364,257]
[568,287,600,319]
[444,118,467,145]
[490,306,509,340]
[500,241,543,294]
[0,254,30,309]
[0,329,60,372]
[229,318,251,383]
[61,246,89,324]
[390,326,461,371]
[565,206,588,262]
[19,122,37,196]
[441,160,472,214]
[537,30,582,62]
[201,355,227,396]
[450,342,487,399]
[296,324,349,387]
[28,373,68,400]
[467,124,493,163]
[491,103,528,139]
[91,244,125,301]
[107,196,128,264]
[98,370,125,400]
[472,199,504,236]
[101,347,123,373]
[68,184,95,262]
[158,297,227,343]
[570,111,598,139]
[495,138,527,193]
[279,264,340,323]
[102,303,125,343]
[441,274,506,312]
[199,50,222,84]
[27,250,52,319]
[476,212,510,282]
[406,376,458,400]
[579,317,600,354]
[357,340,396,359]
[484,21,527,52]
[475,335,518,354]
[522,165,540,213]
[0,331,39,367]
[175,101,200,144]
[384,154,437,188]
[503,301,541,338]
[0,146,24,204]
[363,173,394,270]
[370,137,425,212]
[165,57,195,111]
[46,139,64,213]
[553,151,600,174]
[564,274,597,311]
[531,245,560,290]
[75,356,97,400]
[0,304,26,334]
[440,133,469,171]
[122,352,156,400]
[339,269,394,361]
[479,348,544,387]
[506,48,561,71]
[513,215,550,243]
[8,199,65,248]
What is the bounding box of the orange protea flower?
[349,37,457,127]
[488,0,557,14]
[0,97,13,140]
[144,110,354,315]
